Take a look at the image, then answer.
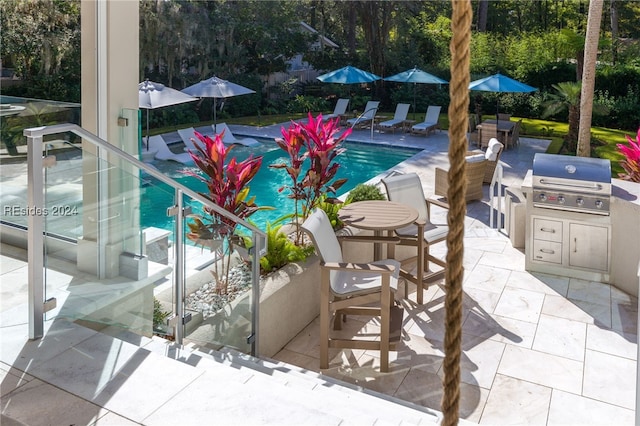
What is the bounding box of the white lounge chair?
[177,127,202,152]
[346,101,380,129]
[411,105,442,136]
[146,135,194,164]
[378,103,410,133]
[322,98,349,122]
[212,123,261,146]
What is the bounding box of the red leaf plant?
[271,112,351,244]
[183,130,266,293]
[617,127,640,183]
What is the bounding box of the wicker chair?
[478,122,498,149]
[497,113,512,121]
[434,155,487,202]
[505,119,522,149]
[468,138,504,184]
[467,114,480,148]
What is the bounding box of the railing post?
[24,128,45,339]
[173,189,185,344]
[250,232,266,357]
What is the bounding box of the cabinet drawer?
[532,218,563,242]
[532,240,563,264]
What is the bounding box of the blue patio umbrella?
[468,73,537,127]
[317,65,381,84]
[384,67,448,118]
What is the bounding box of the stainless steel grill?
[532,153,611,215]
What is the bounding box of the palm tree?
[577,0,604,158]
[542,81,582,154]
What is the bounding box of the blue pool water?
[140,139,418,232]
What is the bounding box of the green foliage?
[286,95,329,114]
[153,298,171,329]
[345,184,386,203]
[259,223,314,273]
[315,195,344,231]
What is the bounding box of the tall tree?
[476,0,488,31]
[610,0,619,64]
[542,81,582,154]
[577,0,604,158]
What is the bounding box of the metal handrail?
[349,106,379,139]
[24,123,266,355]
[24,123,265,235]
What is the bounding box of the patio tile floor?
[1,123,637,424]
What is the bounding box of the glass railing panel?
[41,143,178,340]
[180,193,254,354]
[1,95,81,157]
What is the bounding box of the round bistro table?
[338,200,419,260]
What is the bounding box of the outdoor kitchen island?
[521,157,640,298]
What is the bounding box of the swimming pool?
[140,139,419,232]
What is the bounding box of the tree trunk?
[577,0,604,158]
[610,0,619,64]
[567,103,580,154]
[346,3,357,56]
[476,0,488,32]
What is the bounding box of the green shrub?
[316,195,344,230]
[153,298,171,329]
[345,183,386,203]
[259,222,314,273]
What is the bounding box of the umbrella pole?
[213,98,217,133]
[146,109,150,150]
[413,83,417,121]
[495,97,500,139]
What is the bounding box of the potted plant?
[184,130,269,294]
[617,127,640,183]
[270,112,352,245]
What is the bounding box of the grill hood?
[533,153,611,184]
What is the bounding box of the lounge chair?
[177,127,202,152]
[411,106,441,136]
[346,101,380,129]
[146,135,194,164]
[212,123,261,146]
[322,98,349,123]
[377,103,410,133]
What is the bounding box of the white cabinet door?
[569,223,609,271]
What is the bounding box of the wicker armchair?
[468,138,504,183]
[434,155,487,202]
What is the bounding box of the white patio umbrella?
[181,76,256,133]
[138,79,197,149]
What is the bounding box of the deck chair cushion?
[466,153,486,163]
[485,138,503,161]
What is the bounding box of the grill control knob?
[557,196,566,204]
[576,198,585,206]
[538,193,547,201]
[595,200,603,209]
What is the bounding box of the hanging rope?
[442,1,472,425]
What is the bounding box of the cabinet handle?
[539,248,555,254]
[540,227,555,233]
[573,237,577,253]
